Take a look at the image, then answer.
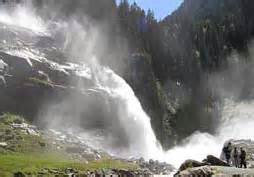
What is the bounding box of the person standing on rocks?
[223,142,232,165]
[240,147,247,168]
[233,147,239,168]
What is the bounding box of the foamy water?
[82,60,163,159]
[156,99,254,168]
[0,4,47,34]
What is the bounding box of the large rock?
[176,155,229,176]
[174,166,213,177]
[0,52,33,79]
[178,159,206,172]
[175,166,254,177]
[203,155,229,167]
[127,53,175,148]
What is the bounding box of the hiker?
[223,142,232,165]
[240,147,247,168]
[233,147,239,168]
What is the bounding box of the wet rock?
[0,52,33,78]
[0,75,6,87]
[0,59,8,71]
[203,155,229,166]
[135,157,174,175]
[178,159,205,172]
[36,70,51,82]
[176,155,229,175]
[11,123,39,136]
[174,166,213,177]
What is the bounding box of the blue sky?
[117,0,183,20]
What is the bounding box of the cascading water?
[1,1,254,171]
[0,3,47,34]
[87,61,163,158]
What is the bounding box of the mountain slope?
[153,0,254,140]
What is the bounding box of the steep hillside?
[155,0,254,140]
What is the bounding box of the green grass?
[0,153,138,176]
[0,113,138,176]
[0,113,46,154]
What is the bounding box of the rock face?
[127,53,175,147]
[0,21,107,125]
[158,0,254,141]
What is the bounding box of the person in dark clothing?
[240,147,247,168]
[223,142,232,165]
[233,147,239,168]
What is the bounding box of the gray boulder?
[174,166,213,177]
[178,159,206,172]
[0,52,33,78]
[203,155,229,167]
[176,155,229,176]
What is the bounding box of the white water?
[76,60,254,170]
[1,2,254,170]
[88,61,163,158]
[0,4,47,34]
[161,99,254,168]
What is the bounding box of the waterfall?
[0,2,164,160]
[0,3,47,34]
[86,62,163,159]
